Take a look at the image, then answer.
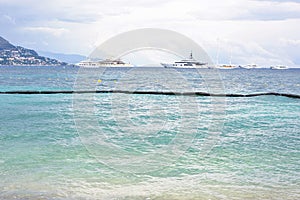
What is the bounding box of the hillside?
[0,36,67,66]
[0,36,16,50]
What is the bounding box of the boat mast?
[229,47,232,66]
[190,51,193,59]
[216,38,220,66]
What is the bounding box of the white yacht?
[270,66,289,70]
[76,59,134,68]
[161,52,208,68]
[240,64,259,69]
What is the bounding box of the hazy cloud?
[280,38,300,46]
[239,1,300,20]
[23,27,69,37]
[0,0,299,67]
[0,14,16,24]
[189,0,300,21]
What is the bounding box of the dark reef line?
[0,90,299,99]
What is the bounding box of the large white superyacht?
[76,58,134,68]
[160,52,208,68]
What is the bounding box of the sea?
[0,66,299,199]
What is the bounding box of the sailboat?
[215,46,237,69]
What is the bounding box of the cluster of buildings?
[0,46,67,66]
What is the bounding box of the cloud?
[203,38,289,66]
[23,27,69,37]
[0,0,299,67]
[278,38,300,65]
[239,1,300,21]
[57,16,101,24]
[260,0,300,3]
[0,14,16,24]
[280,38,300,46]
[189,0,300,21]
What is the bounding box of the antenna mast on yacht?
[189,51,193,59]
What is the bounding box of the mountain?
[0,36,16,50]
[38,51,86,64]
[0,36,67,66]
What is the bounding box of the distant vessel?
[76,59,134,68]
[240,64,259,69]
[161,52,208,68]
[216,64,238,69]
[215,45,238,69]
[270,66,289,70]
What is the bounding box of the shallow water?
[0,66,299,199]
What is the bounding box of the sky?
[0,0,300,67]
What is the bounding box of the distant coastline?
[0,36,67,66]
[1,36,299,68]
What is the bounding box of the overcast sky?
[1,0,300,67]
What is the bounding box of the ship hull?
[161,63,210,69]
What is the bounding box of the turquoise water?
[0,66,299,199]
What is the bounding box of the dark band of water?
[0,90,299,99]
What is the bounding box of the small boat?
[161,52,208,69]
[270,66,289,70]
[215,46,237,69]
[216,64,238,69]
[76,59,134,68]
